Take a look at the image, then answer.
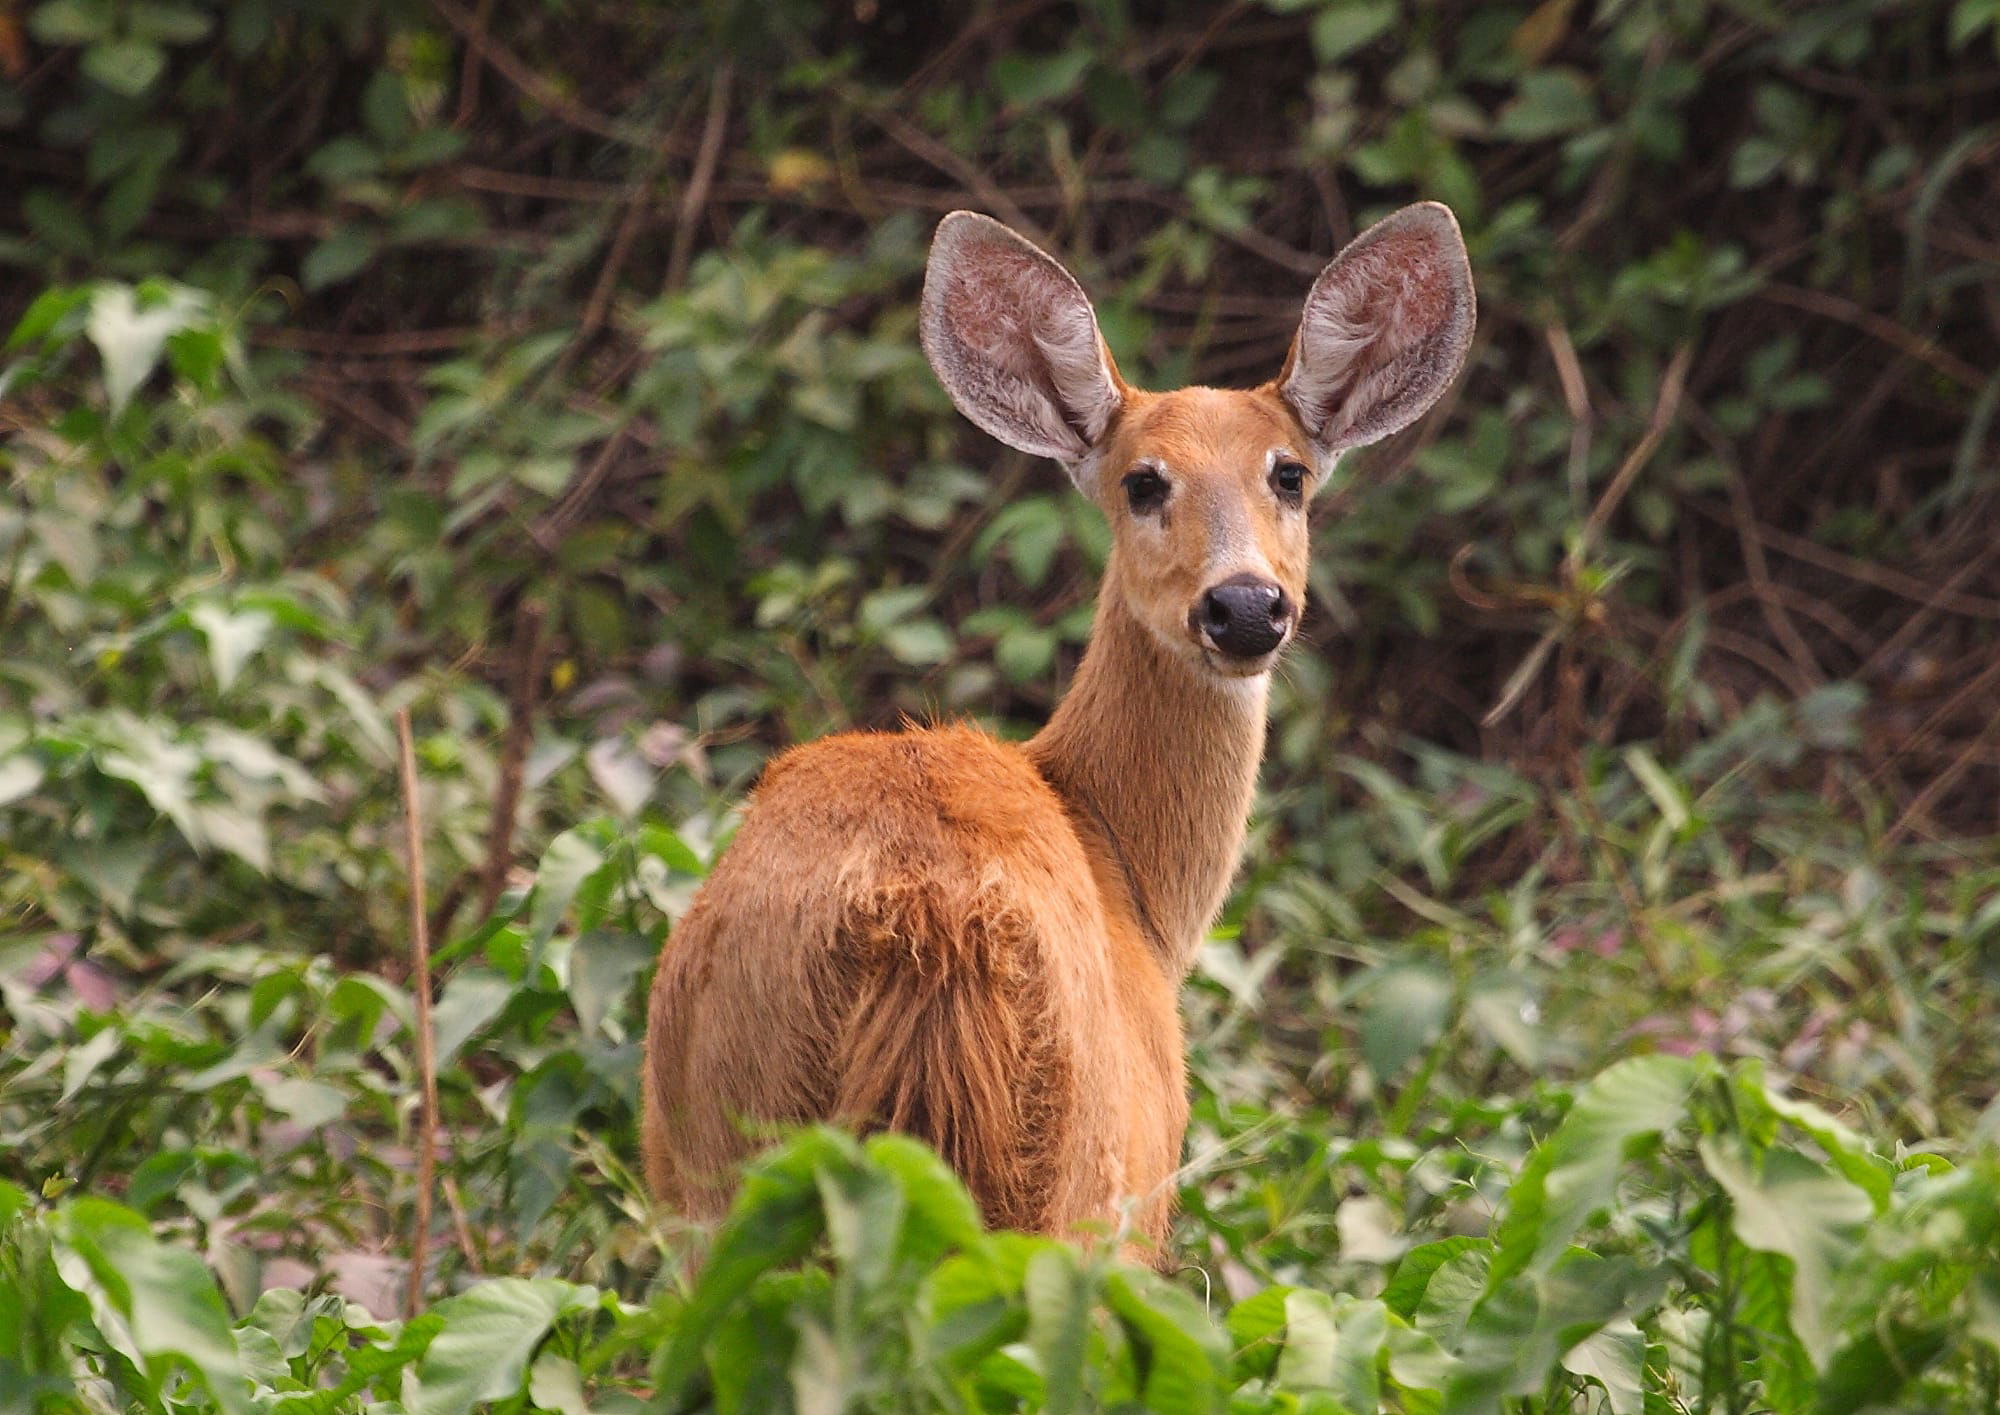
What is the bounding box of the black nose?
[1195,576,1292,659]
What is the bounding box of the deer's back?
[642,723,1185,1242]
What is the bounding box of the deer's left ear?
[1276,202,1475,457]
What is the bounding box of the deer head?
[920,203,1475,678]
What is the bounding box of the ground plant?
[3,0,1999,1411]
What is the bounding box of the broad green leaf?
[1412,1248,1491,1344]
[1490,1054,1703,1283]
[1226,1284,1294,1379]
[86,282,208,414]
[186,602,273,692]
[1277,1290,1386,1413]
[529,829,607,949]
[1700,1139,1872,1363]
[127,1,210,41]
[61,1023,122,1101]
[52,1198,252,1415]
[655,1130,841,1404]
[198,725,325,803]
[0,753,45,807]
[408,1278,596,1415]
[1735,1064,1894,1209]
[1494,67,1599,141]
[81,38,166,94]
[1814,1319,1951,1415]
[1312,0,1396,61]
[1561,1319,1644,1415]
[584,737,655,818]
[1103,1267,1229,1415]
[1025,1246,1093,1415]
[254,1075,346,1129]
[303,226,380,289]
[431,966,514,1065]
[1360,965,1452,1084]
[566,930,655,1038]
[993,47,1093,107]
[30,0,115,44]
[815,1151,904,1294]
[527,1352,593,1415]
[865,1133,984,1262]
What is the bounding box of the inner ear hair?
[1278,201,1476,457]
[920,212,1126,478]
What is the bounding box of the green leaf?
[567,929,655,1038]
[1025,1246,1093,1415]
[1490,1054,1704,1283]
[1623,746,1690,831]
[1311,0,1396,61]
[186,602,273,692]
[529,828,607,949]
[29,0,114,44]
[1384,1247,1496,1319]
[408,1278,595,1415]
[125,2,211,43]
[882,618,953,665]
[654,1133,839,1403]
[584,737,655,817]
[1360,964,1452,1084]
[87,282,208,414]
[1700,1139,1872,1363]
[0,753,46,807]
[81,38,166,95]
[52,1198,253,1415]
[1277,1290,1385,1412]
[994,47,1094,107]
[1494,68,1598,141]
[431,966,515,1065]
[865,1133,985,1262]
[816,1152,904,1293]
[302,227,381,291]
[1104,1267,1229,1415]
[1561,1319,1644,1415]
[1226,1284,1294,1375]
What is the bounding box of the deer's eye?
[1271,459,1309,506]
[1122,468,1169,514]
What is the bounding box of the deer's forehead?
[1113,388,1301,477]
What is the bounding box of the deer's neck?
[1025,576,1269,978]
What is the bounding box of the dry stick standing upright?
[643,204,1475,1262]
[395,708,442,1316]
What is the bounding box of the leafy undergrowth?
[5,755,2000,1410]
[6,1056,2000,1412]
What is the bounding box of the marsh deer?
[642,203,1474,1259]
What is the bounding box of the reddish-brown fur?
[643,206,1473,1262]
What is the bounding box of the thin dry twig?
[1757,282,1985,389]
[1686,499,2000,620]
[396,708,442,1320]
[452,0,495,128]
[1724,452,1822,686]
[1544,323,1593,517]
[1884,663,2000,846]
[1578,342,1694,551]
[475,601,550,922]
[666,62,735,292]
[430,0,676,152]
[845,88,1051,248]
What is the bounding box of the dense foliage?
[3,0,1999,1409]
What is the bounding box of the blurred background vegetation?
[4,0,2000,1409]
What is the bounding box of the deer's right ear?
[921,212,1126,481]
